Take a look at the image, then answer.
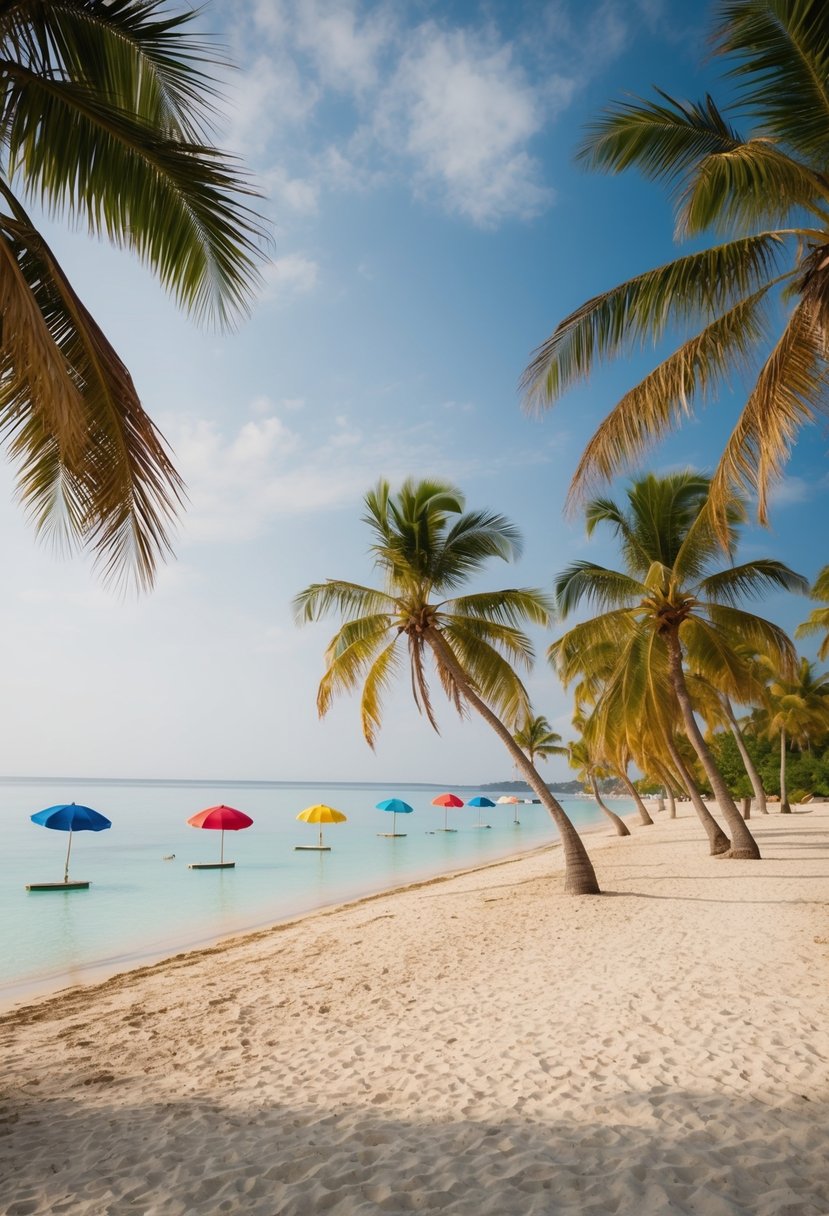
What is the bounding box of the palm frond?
[714,0,829,162]
[443,588,553,629]
[442,614,535,669]
[360,637,404,749]
[693,605,797,674]
[698,558,808,603]
[317,620,393,718]
[0,207,183,590]
[555,562,646,617]
[522,234,783,410]
[293,580,395,625]
[677,138,829,234]
[563,283,781,509]
[441,623,531,727]
[4,67,265,328]
[795,607,829,659]
[707,299,827,529]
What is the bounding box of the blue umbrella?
[467,795,495,828]
[30,803,112,886]
[375,797,414,837]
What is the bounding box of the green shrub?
[788,789,811,805]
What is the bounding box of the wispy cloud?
[222,0,641,230]
[261,252,320,299]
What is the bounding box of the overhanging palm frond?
[522,234,783,409]
[707,299,827,529]
[714,0,829,161]
[433,508,522,587]
[693,604,797,673]
[441,615,536,669]
[577,89,745,185]
[0,207,182,589]
[678,140,829,235]
[563,284,780,510]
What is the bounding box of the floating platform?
[377,832,407,837]
[26,881,90,891]
[435,828,458,833]
[472,824,492,829]
[188,861,235,870]
[294,844,331,851]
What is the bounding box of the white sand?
[1,805,827,1216]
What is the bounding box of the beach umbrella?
[467,795,495,828]
[28,803,112,890]
[296,804,347,851]
[187,805,253,869]
[431,792,464,832]
[497,794,522,824]
[375,797,413,837]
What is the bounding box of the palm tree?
[796,566,829,659]
[757,656,829,812]
[0,2,265,589]
[294,478,601,895]
[567,732,630,837]
[521,1,829,533]
[513,714,567,766]
[552,471,807,858]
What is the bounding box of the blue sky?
[2,0,826,783]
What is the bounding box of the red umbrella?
[431,792,464,833]
[187,805,253,869]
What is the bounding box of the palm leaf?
[555,562,646,616]
[563,283,783,510]
[293,580,395,625]
[698,559,808,603]
[360,637,404,749]
[707,298,827,529]
[444,588,553,629]
[714,0,829,162]
[522,234,784,409]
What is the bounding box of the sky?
[2,0,827,784]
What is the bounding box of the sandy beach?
[1,805,827,1215]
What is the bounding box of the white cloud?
[261,252,320,298]
[263,166,320,214]
[293,0,395,93]
[376,25,552,226]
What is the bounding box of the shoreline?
[4,806,826,1215]
[0,808,626,1015]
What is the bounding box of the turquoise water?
[0,778,624,1006]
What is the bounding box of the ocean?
[0,777,624,1007]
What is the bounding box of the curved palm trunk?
[426,630,600,894]
[666,634,760,859]
[664,783,676,819]
[721,695,767,814]
[780,728,791,813]
[663,737,730,855]
[589,774,630,836]
[618,768,653,825]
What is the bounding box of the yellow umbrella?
[295,804,347,851]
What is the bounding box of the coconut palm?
[796,566,829,659]
[521,1,829,533]
[567,730,630,837]
[294,477,601,895]
[0,2,265,589]
[757,656,829,811]
[686,666,769,814]
[513,714,567,766]
[552,471,807,858]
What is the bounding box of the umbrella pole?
[393,811,397,834]
[64,830,73,883]
[444,807,448,831]
[220,829,225,864]
[318,826,323,848]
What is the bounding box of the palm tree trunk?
[721,695,768,814]
[618,768,653,825]
[666,633,760,858]
[589,775,630,836]
[663,737,730,853]
[664,783,676,818]
[425,630,600,894]
[780,728,791,813]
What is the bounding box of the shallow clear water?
[0,778,625,1005]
